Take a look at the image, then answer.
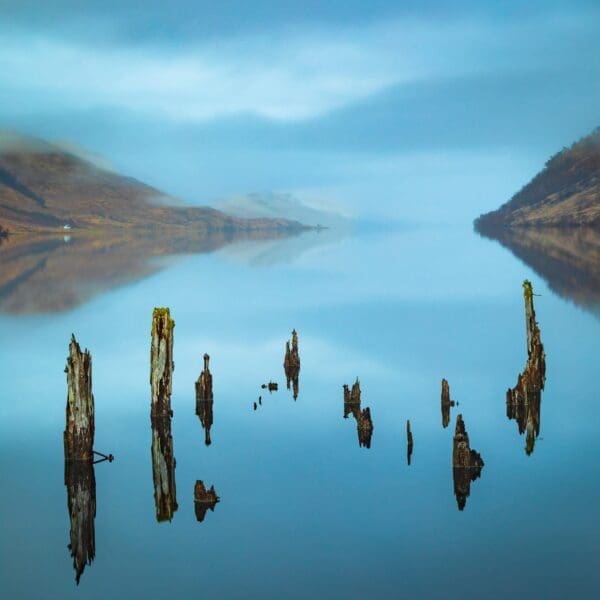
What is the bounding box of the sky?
[0,1,599,222]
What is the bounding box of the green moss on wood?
[152,307,175,330]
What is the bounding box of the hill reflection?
[0,228,303,314]
[476,225,600,315]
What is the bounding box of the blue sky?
[1,1,598,221]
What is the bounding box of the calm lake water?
[1,221,599,598]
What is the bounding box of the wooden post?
[150,308,175,418]
[441,378,454,429]
[64,335,94,461]
[506,281,546,454]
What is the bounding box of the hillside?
[0,131,304,234]
[475,127,600,231]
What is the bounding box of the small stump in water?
[194,480,220,523]
[196,354,214,446]
[452,414,484,511]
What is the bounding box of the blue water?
[1,222,599,598]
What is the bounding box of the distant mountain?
[475,127,600,230]
[0,131,305,234]
[214,191,351,229]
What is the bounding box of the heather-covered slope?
[475,127,600,230]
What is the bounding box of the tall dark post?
[63,334,96,584]
[150,308,175,418]
[64,335,95,460]
[150,308,177,521]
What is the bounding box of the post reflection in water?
[194,480,220,523]
[406,420,414,466]
[64,458,96,585]
[452,414,484,511]
[196,354,214,446]
[506,281,546,455]
[343,378,374,449]
[151,416,178,522]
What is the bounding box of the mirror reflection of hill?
[0,228,302,314]
[476,226,600,316]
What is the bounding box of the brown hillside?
[475,127,600,230]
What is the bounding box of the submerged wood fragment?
[195,354,214,446]
[506,280,546,455]
[194,480,220,523]
[65,458,96,584]
[407,420,414,466]
[150,307,175,418]
[64,334,95,461]
[452,414,484,511]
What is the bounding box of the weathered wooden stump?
[194,480,220,523]
[64,335,95,461]
[406,420,414,466]
[65,459,96,584]
[506,280,546,455]
[151,416,178,522]
[195,354,214,446]
[441,378,455,429]
[342,379,373,448]
[284,330,301,400]
[343,377,361,405]
[452,414,484,511]
[150,308,175,418]
[196,353,213,400]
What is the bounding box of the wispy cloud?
[0,12,597,123]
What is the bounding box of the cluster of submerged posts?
[62,280,546,583]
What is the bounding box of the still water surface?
[1,222,599,598]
